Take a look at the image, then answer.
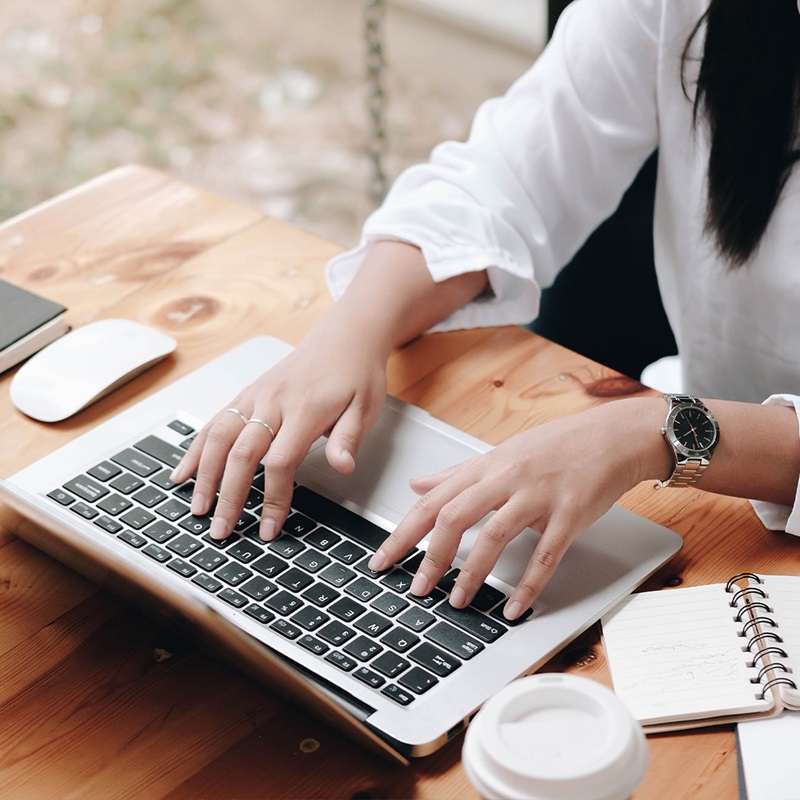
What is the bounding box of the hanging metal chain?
[364,0,388,206]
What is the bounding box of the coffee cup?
[462,673,648,800]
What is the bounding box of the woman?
[172,0,800,621]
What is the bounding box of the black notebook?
[601,573,800,732]
[0,279,69,373]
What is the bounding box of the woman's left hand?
[368,396,670,619]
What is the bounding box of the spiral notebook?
[601,573,800,733]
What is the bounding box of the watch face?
[672,406,719,455]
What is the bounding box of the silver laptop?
[0,335,682,763]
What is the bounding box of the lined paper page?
[602,584,770,725]
[761,575,800,710]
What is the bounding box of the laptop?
[0,335,683,763]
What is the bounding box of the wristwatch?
[655,393,720,489]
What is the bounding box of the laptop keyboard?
[46,417,532,707]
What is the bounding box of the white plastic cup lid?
[462,673,648,800]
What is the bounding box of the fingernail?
[209,517,229,540]
[504,601,523,620]
[369,548,388,572]
[260,518,276,541]
[191,493,206,515]
[410,572,432,597]
[450,586,467,608]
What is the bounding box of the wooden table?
[1,165,796,798]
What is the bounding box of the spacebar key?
[292,486,389,552]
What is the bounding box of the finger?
[209,415,279,540]
[502,520,573,620]
[324,398,377,475]
[189,407,251,515]
[449,502,530,608]
[408,458,477,495]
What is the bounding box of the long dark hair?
[683,0,800,266]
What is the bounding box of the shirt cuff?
[749,393,800,535]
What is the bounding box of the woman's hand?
[369,397,671,620]
[171,312,390,542]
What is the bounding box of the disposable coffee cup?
[462,673,648,800]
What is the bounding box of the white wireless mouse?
[10,318,177,422]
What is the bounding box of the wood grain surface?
[1,165,796,799]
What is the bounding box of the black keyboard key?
[292,606,330,631]
[381,684,415,706]
[97,493,133,516]
[134,435,185,469]
[319,563,356,588]
[155,498,190,522]
[265,590,303,616]
[268,535,305,558]
[233,511,258,536]
[167,558,197,577]
[425,621,485,660]
[381,628,420,653]
[218,588,248,608]
[144,520,181,544]
[301,583,340,607]
[227,539,265,563]
[276,567,314,593]
[353,667,385,688]
[282,511,317,536]
[241,575,277,601]
[168,419,195,436]
[93,515,123,534]
[244,604,275,624]
[328,596,366,623]
[87,461,122,481]
[318,621,356,647]
[471,582,507,612]
[252,553,289,579]
[110,473,145,494]
[298,635,329,656]
[242,486,264,511]
[325,650,357,671]
[270,619,301,639]
[191,548,229,572]
[120,507,157,530]
[294,549,331,574]
[47,488,75,506]
[216,562,253,586]
[151,469,178,490]
[346,577,383,603]
[304,526,341,550]
[119,529,147,548]
[167,532,204,556]
[292,486,390,551]
[354,556,384,579]
[172,481,195,504]
[143,543,171,562]
[436,602,508,643]
[380,570,413,594]
[436,568,460,594]
[64,475,109,503]
[371,651,411,679]
[354,611,392,637]
[371,592,409,617]
[70,502,99,520]
[490,604,534,625]
[397,606,436,633]
[409,588,446,609]
[179,514,213,535]
[132,486,168,508]
[201,532,239,549]
[400,549,425,572]
[329,540,366,565]
[409,642,461,676]
[192,573,223,593]
[111,448,161,477]
[343,636,383,662]
[398,666,439,695]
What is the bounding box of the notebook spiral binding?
[726,572,798,700]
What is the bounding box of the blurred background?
[0,0,543,247]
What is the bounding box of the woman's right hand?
[171,309,391,543]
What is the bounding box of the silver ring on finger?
[247,417,276,440]
[225,407,249,425]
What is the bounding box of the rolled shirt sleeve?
[326,0,661,332]
[749,394,800,535]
